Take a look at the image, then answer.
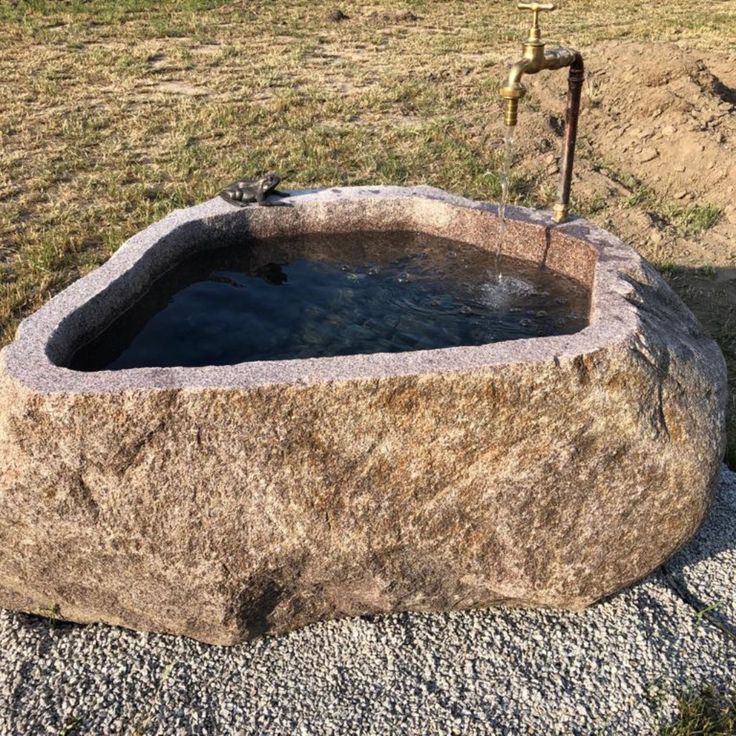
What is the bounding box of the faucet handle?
[517,2,556,11]
[517,2,556,42]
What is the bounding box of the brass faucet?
[499,2,584,223]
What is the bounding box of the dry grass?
[663,688,736,736]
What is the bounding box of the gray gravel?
[1,470,735,736]
[666,466,736,636]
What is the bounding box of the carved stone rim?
[2,186,644,395]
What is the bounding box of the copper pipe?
[553,53,584,224]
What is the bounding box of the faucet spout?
[499,59,533,126]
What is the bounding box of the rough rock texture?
[0,187,727,645]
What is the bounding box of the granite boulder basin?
[0,186,727,645]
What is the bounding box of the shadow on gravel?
[661,466,736,638]
[13,612,86,635]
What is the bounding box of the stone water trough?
[0,187,727,645]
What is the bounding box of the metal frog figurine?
[220,172,289,207]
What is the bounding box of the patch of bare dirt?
[580,43,733,206]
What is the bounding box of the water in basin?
[69,231,590,371]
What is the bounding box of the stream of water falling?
[495,125,516,279]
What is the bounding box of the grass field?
[0,1,735,731]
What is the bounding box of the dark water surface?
[69,232,590,371]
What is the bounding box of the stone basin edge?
[0,185,682,394]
